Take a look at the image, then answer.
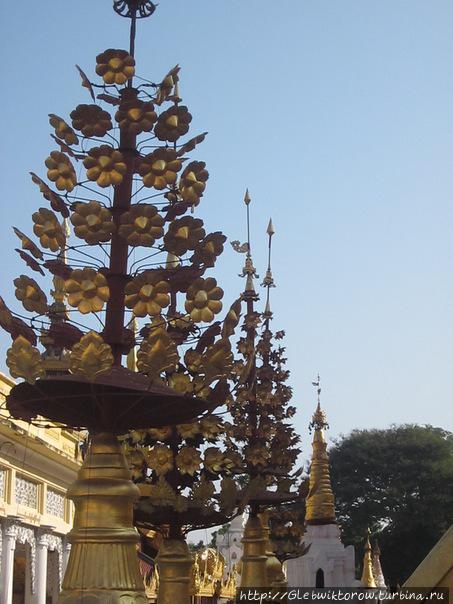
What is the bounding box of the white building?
[0,373,81,604]
[215,513,247,573]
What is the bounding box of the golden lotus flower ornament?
[164,216,205,256]
[177,422,200,439]
[84,145,127,188]
[139,148,182,189]
[14,275,48,315]
[185,277,223,323]
[45,151,77,192]
[115,97,157,135]
[48,114,79,145]
[95,48,135,85]
[71,104,113,138]
[118,204,164,247]
[32,207,65,252]
[71,201,115,244]
[176,446,201,476]
[146,445,174,476]
[125,271,170,317]
[168,371,193,394]
[69,331,114,381]
[192,232,226,267]
[154,105,192,142]
[179,161,209,205]
[136,324,179,377]
[65,268,110,314]
[6,336,44,384]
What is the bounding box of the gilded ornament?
[154,105,192,142]
[163,216,205,256]
[184,348,203,373]
[0,296,13,330]
[219,477,238,516]
[83,145,127,188]
[148,426,172,441]
[139,148,181,189]
[14,275,47,314]
[125,271,170,317]
[192,376,212,399]
[245,445,270,468]
[201,339,233,382]
[143,477,176,507]
[200,416,222,439]
[191,232,226,268]
[6,336,44,384]
[115,98,157,135]
[32,208,66,252]
[203,447,224,474]
[48,114,79,145]
[70,104,113,138]
[65,268,110,314]
[118,204,164,247]
[168,371,193,394]
[176,422,200,439]
[137,324,179,377]
[175,446,201,476]
[191,476,215,505]
[185,277,223,323]
[146,445,174,476]
[45,151,77,192]
[69,331,114,381]
[13,227,43,260]
[95,49,135,85]
[70,201,115,244]
[179,161,209,205]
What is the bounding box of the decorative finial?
[261,217,276,321]
[231,189,258,298]
[361,528,377,588]
[113,0,157,19]
[309,374,328,432]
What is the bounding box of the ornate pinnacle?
[231,189,259,299]
[361,529,377,588]
[305,376,336,525]
[262,218,276,321]
[113,0,157,19]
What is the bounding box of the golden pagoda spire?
[305,375,336,525]
[372,540,386,588]
[361,529,377,588]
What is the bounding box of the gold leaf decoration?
[200,416,222,439]
[125,271,169,317]
[164,216,205,257]
[115,97,157,135]
[45,151,77,192]
[222,298,242,338]
[192,475,215,504]
[154,105,192,142]
[179,161,209,206]
[118,204,164,247]
[201,339,233,382]
[147,426,172,441]
[137,323,179,378]
[6,336,44,384]
[148,477,177,507]
[95,49,135,85]
[185,277,223,323]
[13,227,43,260]
[48,114,79,146]
[69,331,114,381]
[191,232,226,268]
[146,445,174,476]
[70,201,115,244]
[32,208,66,252]
[65,268,110,314]
[176,422,200,439]
[83,145,127,188]
[14,275,47,314]
[139,148,182,189]
[70,104,113,138]
[168,371,193,394]
[176,446,201,476]
[203,447,224,474]
[219,477,238,516]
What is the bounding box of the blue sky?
[1,1,452,450]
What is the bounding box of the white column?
[62,540,71,573]
[35,532,48,604]
[1,520,18,604]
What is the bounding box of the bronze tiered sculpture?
[0,2,240,602]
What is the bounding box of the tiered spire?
[360,530,377,588]
[305,376,336,525]
[372,541,386,588]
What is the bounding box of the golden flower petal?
[69,331,113,381]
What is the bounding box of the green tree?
[329,425,453,585]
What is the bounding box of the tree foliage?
[329,425,453,585]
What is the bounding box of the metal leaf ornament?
[136,323,179,378]
[6,336,44,384]
[69,331,114,381]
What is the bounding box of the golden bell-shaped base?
[240,515,268,588]
[156,538,193,604]
[58,432,146,604]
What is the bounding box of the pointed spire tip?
[244,188,251,205]
[267,218,275,236]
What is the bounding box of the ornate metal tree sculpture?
[227,194,305,588]
[0,2,237,602]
